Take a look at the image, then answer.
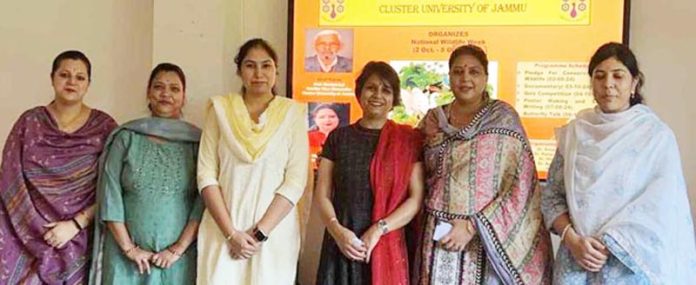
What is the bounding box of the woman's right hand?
[125,247,155,274]
[564,229,609,272]
[330,225,367,262]
[439,219,475,252]
[151,247,182,269]
[227,230,259,260]
[42,221,80,249]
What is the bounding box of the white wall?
[0,0,153,134]
[0,0,288,146]
[630,0,696,221]
[151,0,229,126]
[149,0,290,127]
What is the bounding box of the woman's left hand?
[151,247,182,269]
[439,219,475,252]
[43,221,80,248]
[360,225,382,263]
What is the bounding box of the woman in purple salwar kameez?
[0,50,117,284]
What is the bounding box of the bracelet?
[123,245,138,256]
[225,231,236,241]
[560,224,573,243]
[377,219,389,235]
[465,219,475,234]
[167,247,182,257]
[79,211,89,227]
[71,218,83,231]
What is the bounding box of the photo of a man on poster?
[304,29,353,73]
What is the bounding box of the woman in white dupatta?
[196,38,309,284]
[542,42,696,284]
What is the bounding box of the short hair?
[313,30,342,46]
[233,38,279,95]
[448,44,489,75]
[51,50,92,81]
[355,61,402,107]
[588,42,645,106]
[148,63,186,91]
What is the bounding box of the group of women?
[0,38,693,285]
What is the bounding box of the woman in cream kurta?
[197,92,308,284]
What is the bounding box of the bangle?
[560,224,573,243]
[466,219,475,234]
[71,218,83,231]
[79,211,89,227]
[225,231,236,241]
[167,247,182,257]
[123,245,138,256]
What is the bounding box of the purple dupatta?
[0,106,116,284]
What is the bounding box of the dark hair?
[311,103,339,118]
[233,38,279,95]
[147,63,187,113]
[310,103,342,131]
[51,50,92,81]
[355,61,402,107]
[448,45,489,75]
[148,63,186,91]
[588,42,645,106]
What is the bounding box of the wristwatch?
[377,219,389,235]
[253,226,268,242]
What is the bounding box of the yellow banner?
[319,0,591,26]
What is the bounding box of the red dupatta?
[369,120,422,285]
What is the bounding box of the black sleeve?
[319,128,339,162]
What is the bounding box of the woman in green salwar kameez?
[89,63,203,285]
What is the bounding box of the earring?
[630,93,635,99]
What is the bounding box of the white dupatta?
[556,104,696,284]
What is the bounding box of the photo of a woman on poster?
[308,103,350,169]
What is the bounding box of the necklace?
[447,104,475,128]
[447,97,487,128]
[48,103,87,132]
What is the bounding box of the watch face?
[254,228,268,242]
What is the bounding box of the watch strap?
[253,226,268,242]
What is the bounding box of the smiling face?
[314,108,339,134]
[591,57,638,113]
[148,71,185,118]
[449,54,488,104]
[239,47,277,96]
[51,59,90,105]
[358,74,395,120]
